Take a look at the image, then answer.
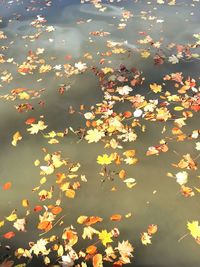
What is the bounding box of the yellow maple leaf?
[98,230,113,246]
[27,121,48,134]
[18,92,30,100]
[101,67,114,74]
[52,154,64,168]
[141,50,151,58]
[39,64,52,73]
[6,213,17,222]
[85,129,105,143]
[187,221,200,239]
[97,154,113,165]
[150,83,162,93]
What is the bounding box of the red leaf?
[64,55,72,60]
[123,111,132,118]
[25,117,36,125]
[113,261,123,267]
[191,105,200,112]
[34,205,43,212]
[3,232,15,239]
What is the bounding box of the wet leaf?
[3,231,15,239]
[3,182,12,190]
[12,131,22,146]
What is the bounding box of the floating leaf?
[3,231,15,239]
[86,245,97,255]
[92,254,103,267]
[51,206,62,215]
[187,221,200,239]
[12,131,22,146]
[110,214,122,221]
[65,189,76,199]
[27,121,48,134]
[98,230,113,246]
[22,199,29,208]
[150,83,162,93]
[6,213,17,222]
[3,182,12,190]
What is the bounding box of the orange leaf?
[123,150,136,157]
[91,121,97,127]
[123,111,132,118]
[51,206,62,215]
[86,120,91,127]
[85,216,103,226]
[65,230,75,240]
[119,169,126,180]
[38,221,52,231]
[92,254,102,267]
[25,117,36,125]
[56,173,66,184]
[86,245,97,255]
[62,230,78,246]
[110,214,122,221]
[180,185,194,197]
[3,231,15,239]
[147,224,158,235]
[3,182,12,190]
[11,88,27,95]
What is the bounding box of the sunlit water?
[0,0,200,266]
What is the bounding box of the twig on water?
[178,233,189,243]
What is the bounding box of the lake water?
[0,0,200,266]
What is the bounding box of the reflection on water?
[0,0,200,266]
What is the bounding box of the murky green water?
[0,0,200,266]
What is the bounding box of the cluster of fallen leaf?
[0,0,200,266]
